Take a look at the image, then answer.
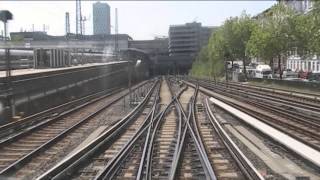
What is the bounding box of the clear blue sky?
[0,1,276,40]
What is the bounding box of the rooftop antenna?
[193,17,198,22]
[65,12,70,35]
[115,8,119,61]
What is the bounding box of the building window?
[312,61,315,72]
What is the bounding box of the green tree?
[308,1,320,56]
[246,3,294,79]
[223,12,256,79]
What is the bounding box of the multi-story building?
[168,22,216,56]
[279,0,313,13]
[280,0,320,73]
[93,2,111,35]
[129,38,169,56]
[287,55,320,73]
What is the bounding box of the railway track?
[37,79,159,180]
[92,79,183,180]
[195,78,320,114]
[194,92,252,179]
[168,79,262,180]
[149,82,179,179]
[0,79,150,142]
[0,87,120,140]
[0,80,154,179]
[188,79,320,151]
[35,77,264,180]
[196,77,320,105]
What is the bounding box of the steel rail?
[166,78,184,159]
[195,82,320,151]
[142,82,186,180]
[93,83,161,180]
[191,85,209,157]
[0,80,154,177]
[145,103,176,179]
[36,79,158,180]
[0,80,151,147]
[94,108,155,180]
[168,103,193,180]
[0,87,118,138]
[184,80,320,169]
[191,76,320,102]
[218,80,320,101]
[204,98,265,180]
[198,81,320,126]
[167,82,216,180]
[135,87,161,180]
[0,79,149,141]
[194,78,320,113]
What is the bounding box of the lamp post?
[0,10,14,119]
[128,59,141,107]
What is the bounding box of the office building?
[93,2,111,35]
[169,22,216,56]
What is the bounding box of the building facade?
[168,22,216,56]
[93,2,111,35]
[287,56,320,73]
[129,38,169,56]
[279,0,313,13]
[281,0,318,73]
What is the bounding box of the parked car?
[283,69,298,78]
[308,73,320,82]
[254,65,272,79]
[298,71,312,79]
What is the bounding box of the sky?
[0,1,276,40]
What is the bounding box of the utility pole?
[114,8,119,61]
[0,10,14,120]
[65,12,70,35]
[81,16,87,35]
[76,0,82,37]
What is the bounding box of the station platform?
[209,97,320,168]
[0,61,126,80]
[0,61,131,123]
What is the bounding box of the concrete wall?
[250,78,320,92]
[0,61,150,124]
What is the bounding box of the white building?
[286,55,320,73]
[279,0,313,13]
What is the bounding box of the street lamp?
[128,59,141,107]
[0,10,14,120]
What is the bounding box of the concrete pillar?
[57,49,60,67]
[61,49,64,67]
[49,49,53,67]
[33,49,38,69]
[53,49,57,68]
[55,49,58,67]
[68,50,71,66]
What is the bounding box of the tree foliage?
[191,1,320,80]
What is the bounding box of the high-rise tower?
[93,2,111,35]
